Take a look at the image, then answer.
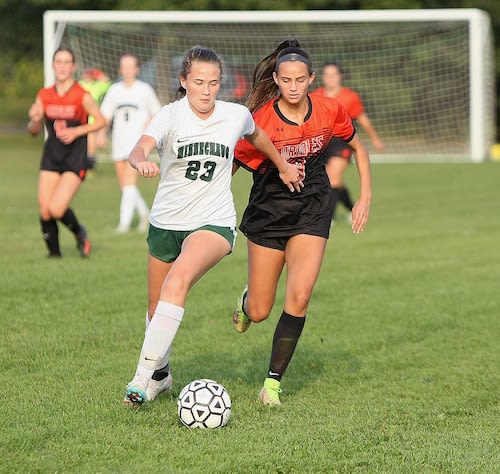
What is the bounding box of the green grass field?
[0,134,498,473]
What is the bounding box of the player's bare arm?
[128,135,160,178]
[27,99,44,136]
[245,126,303,192]
[348,135,372,234]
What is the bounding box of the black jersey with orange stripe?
[236,95,355,243]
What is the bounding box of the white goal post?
[43,9,495,162]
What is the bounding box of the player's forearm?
[356,151,372,201]
[250,128,289,173]
[27,119,43,136]
[128,146,147,170]
[358,114,382,147]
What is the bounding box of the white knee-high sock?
[119,185,137,230]
[130,185,149,219]
[134,301,184,382]
[145,311,171,372]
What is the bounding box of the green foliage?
[2,58,43,100]
[0,136,499,473]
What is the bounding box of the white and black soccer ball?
[177,379,231,429]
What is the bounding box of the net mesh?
[58,18,494,161]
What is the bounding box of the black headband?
[275,52,312,71]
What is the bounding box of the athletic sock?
[330,187,340,221]
[242,289,250,318]
[40,217,61,256]
[339,187,354,211]
[145,311,172,381]
[59,208,81,235]
[130,185,149,220]
[133,301,184,381]
[267,311,306,382]
[119,185,136,230]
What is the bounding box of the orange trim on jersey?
[235,95,354,172]
[310,86,364,119]
[38,82,89,125]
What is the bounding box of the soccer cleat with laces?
[146,372,173,401]
[76,225,92,257]
[258,378,282,406]
[232,286,251,333]
[123,378,148,407]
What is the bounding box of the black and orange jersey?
[37,82,89,176]
[310,86,364,120]
[236,95,355,244]
[235,94,354,175]
[38,82,89,132]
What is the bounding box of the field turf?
[0,134,498,473]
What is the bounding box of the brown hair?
[52,47,75,63]
[176,46,223,99]
[246,38,312,113]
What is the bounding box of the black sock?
[242,289,249,317]
[40,217,61,256]
[267,311,305,382]
[339,187,354,211]
[152,363,170,381]
[331,187,340,220]
[59,208,81,235]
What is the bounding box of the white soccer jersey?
[101,80,161,160]
[144,96,255,230]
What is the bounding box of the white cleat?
[146,372,173,401]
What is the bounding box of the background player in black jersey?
[28,48,106,258]
[232,39,372,405]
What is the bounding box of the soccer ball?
[177,379,231,429]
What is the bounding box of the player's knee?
[287,291,312,315]
[246,300,272,323]
[39,208,51,220]
[48,206,66,220]
[161,273,191,302]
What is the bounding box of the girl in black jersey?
[232,39,372,405]
[28,48,106,258]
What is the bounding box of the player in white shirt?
[100,53,161,233]
[123,45,304,406]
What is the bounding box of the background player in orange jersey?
[28,47,106,258]
[311,62,383,224]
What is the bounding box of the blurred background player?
[100,53,161,233]
[311,62,382,224]
[79,68,111,171]
[28,47,106,258]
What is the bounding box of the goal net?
[44,9,495,162]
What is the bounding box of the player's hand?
[135,161,160,178]
[279,162,304,193]
[55,121,80,144]
[28,103,43,122]
[296,159,306,181]
[351,197,370,234]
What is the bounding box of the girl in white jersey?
[123,46,303,406]
[100,53,161,233]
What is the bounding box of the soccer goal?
[43,9,495,162]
